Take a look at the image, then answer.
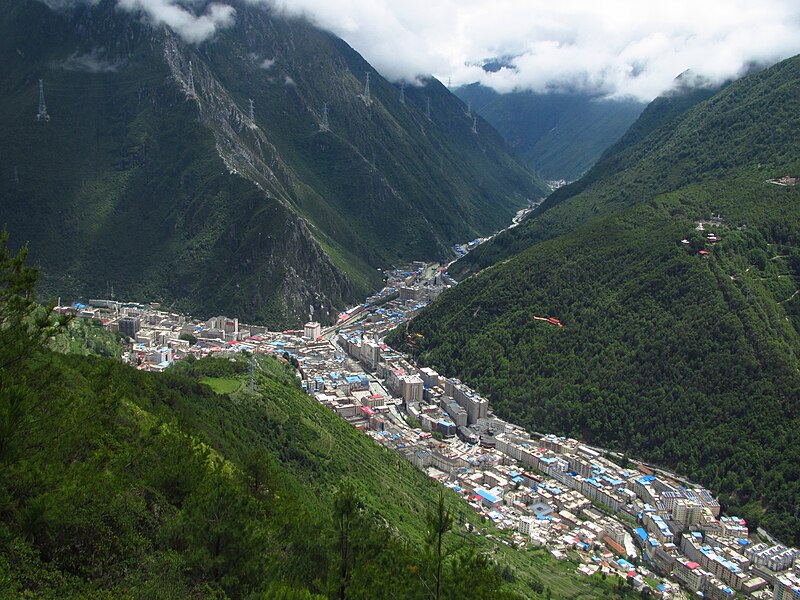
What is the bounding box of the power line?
[35,72,171,92]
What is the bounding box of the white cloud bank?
[41,0,236,44]
[117,0,236,43]
[41,0,800,100]
[266,0,800,100]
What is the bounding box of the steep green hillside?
[455,84,644,181]
[0,0,545,327]
[0,248,501,599]
[393,55,800,545]
[452,79,725,278]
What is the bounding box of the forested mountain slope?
[454,83,644,181]
[0,0,545,327]
[392,55,800,545]
[452,77,725,278]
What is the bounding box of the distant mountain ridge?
[394,54,800,545]
[454,83,645,181]
[0,0,546,326]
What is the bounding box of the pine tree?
[425,490,453,600]
[0,229,69,460]
[334,483,359,600]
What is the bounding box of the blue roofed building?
[475,489,502,509]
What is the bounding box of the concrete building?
[444,378,488,424]
[118,316,141,339]
[400,374,424,403]
[674,558,709,592]
[419,367,441,388]
[704,580,736,599]
[146,346,173,365]
[774,573,800,600]
[475,488,502,509]
[360,339,381,369]
[434,419,457,438]
[749,545,800,572]
[442,399,468,428]
[644,513,674,544]
[136,330,155,345]
[399,286,422,301]
[207,315,239,336]
[304,321,321,340]
[673,498,705,525]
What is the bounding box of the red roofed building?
[604,535,626,556]
[674,558,709,592]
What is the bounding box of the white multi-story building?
[304,321,321,340]
[774,573,800,600]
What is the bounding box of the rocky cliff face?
[0,0,545,325]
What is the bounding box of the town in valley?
[59,247,800,600]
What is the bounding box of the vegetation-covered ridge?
[0,233,640,599]
[454,83,645,181]
[0,0,545,327]
[392,54,800,545]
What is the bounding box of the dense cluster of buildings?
[298,266,800,600]
[59,299,317,370]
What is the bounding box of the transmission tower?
[358,71,372,107]
[320,102,330,132]
[36,79,49,122]
[425,96,431,121]
[249,355,255,391]
[249,98,255,122]
[399,82,405,105]
[188,61,196,96]
[471,114,478,134]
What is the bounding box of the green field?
[200,376,241,395]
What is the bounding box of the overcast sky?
[270,0,800,100]
[45,0,800,100]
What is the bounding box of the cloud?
[260,57,275,70]
[38,0,236,44]
[260,0,800,100]
[117,0,236,43]
[58,49,126,72]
